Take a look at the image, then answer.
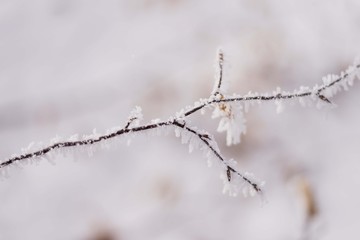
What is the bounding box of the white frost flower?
[212,103,246,146]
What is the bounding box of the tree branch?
[1,52,359,197]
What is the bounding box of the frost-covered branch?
[1,50,359,197]
[172,120,261,193]
[185,63,360,117]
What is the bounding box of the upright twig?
[212,48,225,96]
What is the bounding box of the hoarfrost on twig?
[1,49,359,196]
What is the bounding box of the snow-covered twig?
[1,50,359,197]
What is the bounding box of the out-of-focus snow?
[0,0,360,239]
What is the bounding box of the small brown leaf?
[226,167,231,182]
[318,94,332,104]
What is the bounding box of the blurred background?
[0,0,360,239]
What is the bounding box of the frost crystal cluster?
[1,49,359,198]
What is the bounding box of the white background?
[0,0,360,239]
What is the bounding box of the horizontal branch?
[184,63,360,116]
[0,121,171,169]
[0,116,262,193]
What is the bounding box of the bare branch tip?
[212,48,225,95]
[217,48,224,66]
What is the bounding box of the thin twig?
[173,121,261,192]
[212,49,224,96]
[0,121,171,168]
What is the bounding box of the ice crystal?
[212,103,246,146]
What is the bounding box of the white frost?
[212,103,246,146]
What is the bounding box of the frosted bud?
[175,109,185,119]
[213,103,246,146]
[127,106,143,127]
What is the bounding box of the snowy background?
[1,0,360,239]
